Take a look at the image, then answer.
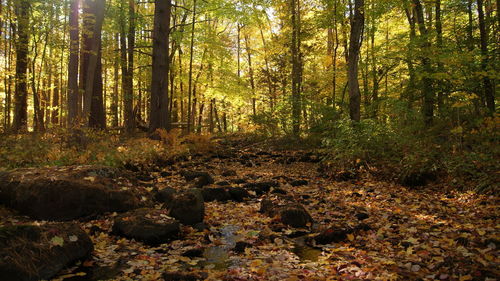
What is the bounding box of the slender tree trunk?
[413,0,435,126]
[347,0,364,122]
[477,0,495,114]
[290,0,302,134]
[121,0,135,132]
[111,33,119,127]
[149,0,171,131]
[435,0,445,115]
[12,0,29,132]
[187,0,196,133]
[244,33,256,118]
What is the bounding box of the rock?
[355,212,369,221]
[290,179,308,187]
[167,189,205,225]
[334,170,358,181]
[181,171,214,188]
[181,170,214,182]
[227,187,250,202]
[154,187,177,205]
[0,223,93,281]
[160,171,173,177]
[215,181,230,186]
[112,208,180,245]
[232,178,247,184]
[400,171,437,187]
[221,169,237,177]
[233,241,251,253]
[271,188,288,195]
[201,188,231,202]
[314,227,353,244]
[259,198,274,214]
[243,181,279,195]
[314,223,371,244]
[0,167,141,221]
[163,271,207,281]
[260,196,313,228]
[182,248,204,258]
[279,204,313,228]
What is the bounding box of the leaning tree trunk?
[12,0,29,132]
[149,0,171,131]
[347,0,364,122]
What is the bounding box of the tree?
[149,0,171,132]
[477,0,495,114]
[412,0,434,126]
[80,0,106,128]
[120,0,136,132]
[347,0,364,122]
[12,0,29,132]
[67,0,79,126]
[290,0,302,134]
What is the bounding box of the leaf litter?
[2,146,498,280]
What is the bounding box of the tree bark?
[149,0,171,131]
[347,0,364,122]
[81,0,106,128]
[477,0,495,114]
[67,0,79,126]
[412,0,434,126]
[121,0,135,132]
[12,0,29,132]
[290,0,302,134]
[187,0,196,133]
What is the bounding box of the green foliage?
[320,115,500,193]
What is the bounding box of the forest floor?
[0,137,498,281]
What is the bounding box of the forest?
[0,0,498,280]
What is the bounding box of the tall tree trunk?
[186,0,196,133]
[477,0,495,114]
[67,0,80,126]
[244,33,256,118]
[435,0,445,115]
[121,0,135,132]
[290,0,302,134]
[12,0,29,132]
[149,0,171,131]
[81,0,106,128]
[347,0,364,122]
[413,0,435,126]
[111,33,119,127]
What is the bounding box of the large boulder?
[0,223,93,281]
[112,208,180,245]
[0,166,142,221]
[167,189,205,225]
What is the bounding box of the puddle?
[56,263,124,281]
[291,243,322,261]
[200,225,241,270]
[289,236,322,262]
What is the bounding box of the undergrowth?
[0,128,216,170]
[318,115,499,193]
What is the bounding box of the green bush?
[320,115,499,193]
